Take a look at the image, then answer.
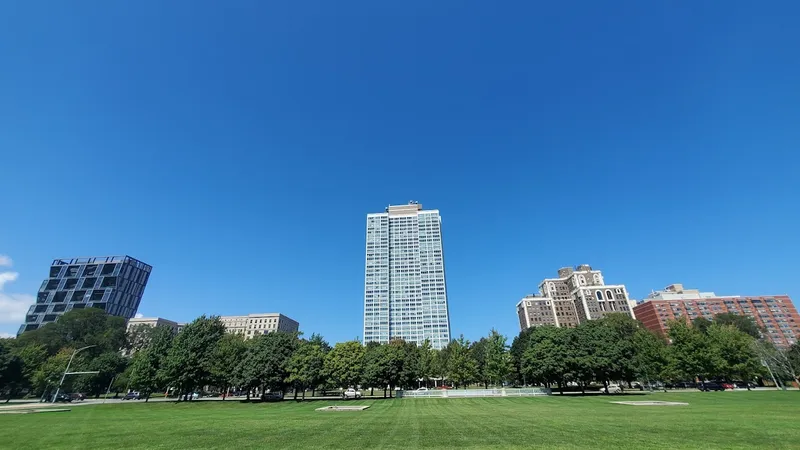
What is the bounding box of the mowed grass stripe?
[0,392,798,449]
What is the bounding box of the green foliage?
[32,348,75,396]
[0,339,24,401]
[482,330,512,387]
[712,313,763,339]
[444,335,477,388]
[520,326,568,387]
[130,326,175,399]
[125,324,158,354]
[211,333,247,393]
[234,331,298,394]
[286,338,326,397]
[73,351,129,397]
[324,341,364,388]
[162,316,227,395]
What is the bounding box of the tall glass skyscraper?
[363,202,451,350]
[18,255,152,335]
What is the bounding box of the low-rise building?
[633,284,800,347]
[219,313,299,339]
[126,317,180,334]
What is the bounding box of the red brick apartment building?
[633,284,799,347]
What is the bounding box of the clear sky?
[1,1,799,340]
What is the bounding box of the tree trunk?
[145,393,150,403]
[293,388,298,400]
[383,387,387,398]
[370,387,374,396]
[302,389,306,400]
[580,383,585,395]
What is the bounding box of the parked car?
[673,381,697,389]
[262,391,283,401]
[122,392,141,400]
[69,393,86,401]
[735,381,757,389]
[416,387,429,391]
[698,382,726,392]
[606,384,623,394]
[721,382,735,390]
[53,393,72,403]
[342,388,362,399]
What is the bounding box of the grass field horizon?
[1,391,797,449]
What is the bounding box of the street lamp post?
[52,345,96,403]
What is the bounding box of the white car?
[342,388,362,399]
[416,387,428,391]
[607,384,622,394]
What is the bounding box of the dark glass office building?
[18,255,152,335]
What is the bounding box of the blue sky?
[1,1,799,341]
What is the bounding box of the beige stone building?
[219,313,299,339]
[130,313,299,340]
[517,265,634,331]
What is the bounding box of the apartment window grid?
[363,208,450,349]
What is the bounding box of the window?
[606,290,614,300]
[82,278,97,289]
[66,266,81,277]
[83,265,98,276]
[53,292,67,303]
[53,304,67,312]
[46,279,60,290]
[101,264,117,276]
[596,291,604,301]
[49,266,62,278]
[72,291,86,302]
[90,290,106,301]
[101,276,117,288]
[34,305,47,313]
[37,292,49,303]
[64,278,78,290]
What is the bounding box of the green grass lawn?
[1,391,798,449]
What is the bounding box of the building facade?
[517,265,634,331]
[633,284,800,347]
[126,317,180,334]
[219,313,299,339]
[19,255,152,335]
[363,202,451,350]
[132,313,299,340]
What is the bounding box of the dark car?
[735,381,757,389]
[698,382,725,392]
[122,392,141,400]
[53,393,73,403]
[70,393,86,401]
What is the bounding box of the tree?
[361,342,384,396]
[12,343,47,395]
[32,348,75,399]
[0,339,24,402]
[632,328,670,389]
[417,341,437,388]
[324,341,365,389]
[470,338,489,388]
[483,330,513,387]
[74,351,128,398]
[667,320,715,381]
[210,333,247,399]
[235,331,298,399]
[161,315,227,400]
[706,324,762,387]
[130,326,175,401]
[599,314,638,386]
[444,336,477,389]
[520,326,569,392]
[125,324,158,355]
[286,338,326,399]
[712,313,762,339]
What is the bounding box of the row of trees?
[2,309,799,402]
